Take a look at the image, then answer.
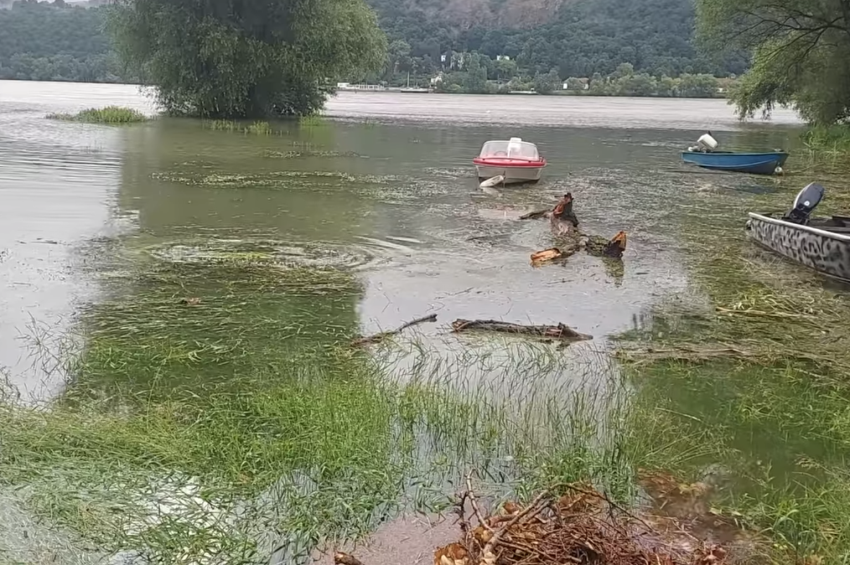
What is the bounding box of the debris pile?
[523,193,628,265]
[433,481,728,565]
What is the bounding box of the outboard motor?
[687,131,719,153]
[782,183,825,225]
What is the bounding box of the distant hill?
[368,0,748,78]
[0,0,746,86]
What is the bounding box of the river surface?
[0,80,804,400]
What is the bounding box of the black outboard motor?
[782,183,825,225]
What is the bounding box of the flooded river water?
[9,80,844,564]
[0,80,803,399]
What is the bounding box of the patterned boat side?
[746,213,850,281]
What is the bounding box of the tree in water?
[697,0,850,124]
[109,0,386,117]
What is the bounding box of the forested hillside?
[0,1,118,82]
[0,0,747,87]
[368,0,747,79]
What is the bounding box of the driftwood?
[520,193,627,261]
[530,248,564,266]
[351,314,437,347]
[451,319,592,342]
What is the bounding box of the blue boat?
[681,150,789,175]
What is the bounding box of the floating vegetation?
[263,149,365,159]
[149,170,400,191]
[46,106,149,124]
[144,238,384,272]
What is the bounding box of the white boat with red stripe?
[473,137,546,185]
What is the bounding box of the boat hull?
[682,152,789,175]
[475,164,543,184]
[746,213,850,281]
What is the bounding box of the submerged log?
[451,319,592,342]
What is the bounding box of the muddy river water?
[2,79,834,564]
[0,80,804,400]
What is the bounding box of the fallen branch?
[519,209,550,220]
[351,314,437,347]
[451,319,592,342]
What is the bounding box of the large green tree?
[697,0,850,124]
[109,0,387,117]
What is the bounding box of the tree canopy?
[697,0,850,124]
[109,0,386,117]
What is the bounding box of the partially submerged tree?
[109,0,386,117]
[697,0,850,124]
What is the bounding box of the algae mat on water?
[0,238,669,565]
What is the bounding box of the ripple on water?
[145,238,395,271]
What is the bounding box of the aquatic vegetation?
[246,121,272,135]
[298,115,327,128]
[150,170,378,188]
[616,175,850,563]
[263,149,364,159]
[204,119,275,135]
[46,106,149,124]
[0,236,698,563]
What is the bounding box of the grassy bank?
[800,125,850,174]
[47,106,149,124]
[616,172,850,563]
[0,239,687,564]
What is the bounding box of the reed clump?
[47,106,149,124]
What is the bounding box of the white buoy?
[479,175,505,189]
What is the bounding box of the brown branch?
[519,209,550,220]
[350,314,437,347]
[465,471,496,537]
[480,490,554,560]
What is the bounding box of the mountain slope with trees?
[0,0,747,92]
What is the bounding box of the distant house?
[496,55,511,61]
[562,78,590,90]
[716,77,736,94]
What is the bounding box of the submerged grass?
[0,240,689,564]
[47,106,149,124]
[616,175,850,563]
[204,120,274,136]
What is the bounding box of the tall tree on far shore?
[109,0,386,117]
[697,0,850,124]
